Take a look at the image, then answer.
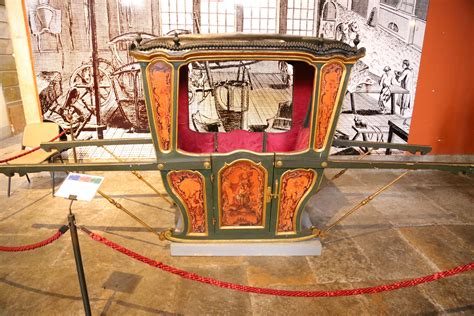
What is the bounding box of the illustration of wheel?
[69,58,113,111]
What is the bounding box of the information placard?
[55,173,104,201]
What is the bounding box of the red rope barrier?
[0,226,69,252]
[81,227,474,297]
[0,131,66,164]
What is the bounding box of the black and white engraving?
[25,0,429,156]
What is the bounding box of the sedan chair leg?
[50,151,66,196]
[49,156,55,196]
[52,172,55,195]
[7,176,11,197]
[25,173,31,183]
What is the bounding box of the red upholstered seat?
[177,62,314,154]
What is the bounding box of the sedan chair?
[130,34,364,242]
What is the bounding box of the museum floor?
[0,148,473,314]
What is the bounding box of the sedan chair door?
[211,151,275,238]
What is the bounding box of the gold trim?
[145,59,175,154]
[275,169,317,236]
[174,55,320,157]
[167,170,208,236]
[313,60,347,152]
[217,159,269,230]
[133,50,362,64]
[162,229,319,243]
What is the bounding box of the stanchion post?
[67,195,92,316]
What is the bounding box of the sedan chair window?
[177,59,314,154]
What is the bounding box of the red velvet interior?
[177,62,314,153]
[178,68,215,153]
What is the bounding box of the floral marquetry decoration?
[148,61,172,151]
[277,169,316,233]
[219,161,266,227]
[168,171,207,234]
[315,62,344,150]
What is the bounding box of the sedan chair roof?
[130,33,365,60]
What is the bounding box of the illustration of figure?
[235,171,252,209]
[378,66,394,114]
[395,59,413,116]
[221,163,264,226]
[335,21,360,46]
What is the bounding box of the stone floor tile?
[397,225,474,270]
[172,265,252,315]
[351,229,435,280]
[402,170,474,187]
[246,257,316,287]
[249,283,372,316]
[419,274,474,314]
[308,236,380,284]
[367,186,459,226]
[306,183,367,228]
[98,268,179,315]
[443,225,474,247]
[356,283,441,315]
[416,185,474,223]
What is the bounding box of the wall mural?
[25,0,429,156]
[188,60,293,134]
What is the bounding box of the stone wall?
[0,1,25,138]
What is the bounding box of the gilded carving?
[220,161,266,227]
[169,171,206,234]
[277,169,316,233]
[315,62,344,150]
[148,61,172,151]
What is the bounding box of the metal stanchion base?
[67,196,92,316]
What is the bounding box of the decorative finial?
[353,34,360,48]
[173,31,180,47]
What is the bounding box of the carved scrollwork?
[168,171,207,234]
[277,169,316,233]
[148,61,172,151]
[219,161,266,227]
[315,62,344,150]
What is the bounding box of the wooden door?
[211,152,275,238]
